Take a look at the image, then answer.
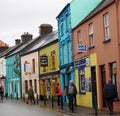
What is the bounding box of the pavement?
[5,98,120,116]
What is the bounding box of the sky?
[0,0,72,47]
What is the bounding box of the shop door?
[91,66,97,108]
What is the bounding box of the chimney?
[21,32,33,43]
[15,39,21,45]
[39,24,53,36]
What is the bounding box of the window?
[68,41,71,62]
[104,13,110,40]
[77,30,82,44]
[66,14,69,31]
[79,70,86,94]
[51,50,56,69]
[60,20,64,35]
[89,23,94,47]
[25,80,28,93]
[110,62,118,96]
[32,59,35,73]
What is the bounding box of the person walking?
[64,80,77,112]
[0,85,4,102]
[103,80,117,115]
[55,83,62,106]
[28,86,35,104]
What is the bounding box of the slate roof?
[73,0,115,30]
[21,30,58,56]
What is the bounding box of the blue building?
[56,4,75,100]
[6,33,33,98]
[56,0,103,102]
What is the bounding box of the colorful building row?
[0,24,59,100]
[0,0,120,113]
[57,0,120,112]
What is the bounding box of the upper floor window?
[77,30,82,44]
[51,50,56,69]
[103,13,110,40]
[65,14,69,32]
[32,59,35,73]
[89,23,94,47]
[60,20,64,36]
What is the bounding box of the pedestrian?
[103,80,117,115]
[0,85,4,102]
[28,86,35,104]
[55,83,62,106]
[64,80,77,112]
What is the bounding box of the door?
[100,65,107,107]
[91,66,97,108]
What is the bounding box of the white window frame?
[77,30,82,44]
[104,13,110,40]
[89,23,94,47]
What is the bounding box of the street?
[0,100,69,116]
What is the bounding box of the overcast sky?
[0,0,72,46]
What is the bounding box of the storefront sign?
[40,56,48,66]
[77,44,87,53]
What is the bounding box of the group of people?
[55,80,77,112]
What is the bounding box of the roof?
[6,39,34,58]
[0,43,22,58]
[21,30,58,56]
[0,40,9,47]
[71,0,104,28]
[73,0,115,30]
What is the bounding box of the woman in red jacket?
[55,83,62,105]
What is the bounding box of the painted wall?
[39,41,60,98]
[6,53,22,98]
[21,51,39,99]
[0,57,6,94]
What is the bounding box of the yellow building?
[75,53,98,108]
[39,31,60,99]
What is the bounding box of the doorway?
[91,66,97,108]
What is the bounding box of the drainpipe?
[115,0,120,67]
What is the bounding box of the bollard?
[44,95,46,105]
[16,93,18,101]
[36,93,38,104]
[52,95,54,108]
[5,93,8,99]
[61,96,63,109]
[11,93,12,100]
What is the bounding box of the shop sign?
[77,44,87,53]
[40,56,48,66]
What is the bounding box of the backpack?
[55,86,59,93]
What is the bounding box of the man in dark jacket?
[64,80,77,112]
[103,80,117,115]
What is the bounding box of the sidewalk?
[37,99,120,116]
[6,98,120,116]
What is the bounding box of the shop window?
[79,70,86,94]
